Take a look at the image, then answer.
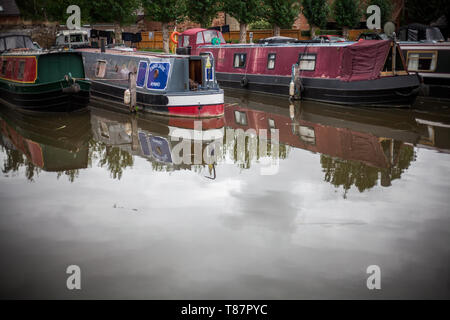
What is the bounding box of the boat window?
[203,31,214,43]
[407,51,437,72]
[23,36,34,49]
[234,111,248,126]
[17,60,26,80]
[1,60,7,75]
[298,54,316,71]
[298,126,316,145]
[95,60,107,78]
[70,34,83,43]
[233,53,246,68]
[267,53,276,69]
[181,36,190,47]
[5,36,25,50]
[197,32,204,44]
[0,39,5,52]
[268,118,276,129]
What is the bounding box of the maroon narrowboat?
[175,28,421,107]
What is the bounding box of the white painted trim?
[400,45,450,50]
[416,118,450,128]
[167,93,224,106]
[418,73,450,78]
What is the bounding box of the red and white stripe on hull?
[167,92,224,118]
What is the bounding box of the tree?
[366,0,392,26]
[186,0,222,28]
[142,0,187,53]
[301,0,330,37]
[405,0,450,24]
[16,0,140,24]
[223,0,265,43]
[332,0,362,38]
[265,0,301,36]
[89,0,140,25]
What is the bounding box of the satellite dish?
[384,22,396,37]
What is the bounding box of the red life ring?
[170,31,181,44]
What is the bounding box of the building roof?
[0,0,20,16]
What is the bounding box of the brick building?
[0,0,20,26]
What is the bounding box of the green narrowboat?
[0,32,90,112]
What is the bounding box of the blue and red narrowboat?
[78,47,224,118]
[175,28,421,107]
[0,33,90,112]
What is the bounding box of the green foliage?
[366,0,392,25]
[301,0,330,28]
[15,0,140,24]
[89,0,140,24]
[185,0,222,27]
[265,0,301,29]
[142,0,186,23]
[223,0,265,24]
[405,0,450,25]
[332,0,362,28]
[249,19,272,30]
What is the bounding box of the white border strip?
[167,93,224,106]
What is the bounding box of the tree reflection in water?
[1,146,41,182]
[321,141,415,197]
[88,139,133,180]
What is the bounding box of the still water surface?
[1,91,449,299]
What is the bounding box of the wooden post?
[129,72,137,112]
[131,115,139,151]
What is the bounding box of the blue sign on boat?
[147,62,170,91]
[136,61,148,88]
[149,135,172,163]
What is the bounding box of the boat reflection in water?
[0,106,91,181]
[224,90,450,194]
[89,104,226,179]
[1,93,449,192]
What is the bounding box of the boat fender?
[124,89,131,105]
[62,83,80,93]
[289,80,295,97]
[240,77,249,87]
[170,31,181,44]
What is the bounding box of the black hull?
[217,73,420,107]
[0,86,90,112]
[420,76,450,100]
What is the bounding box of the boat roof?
[57,30,89,36]
[200,41,357,49]
[77,48,189,59]
[0,32,32,38]
[181,28,207,35]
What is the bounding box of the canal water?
[0,91,449,299]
